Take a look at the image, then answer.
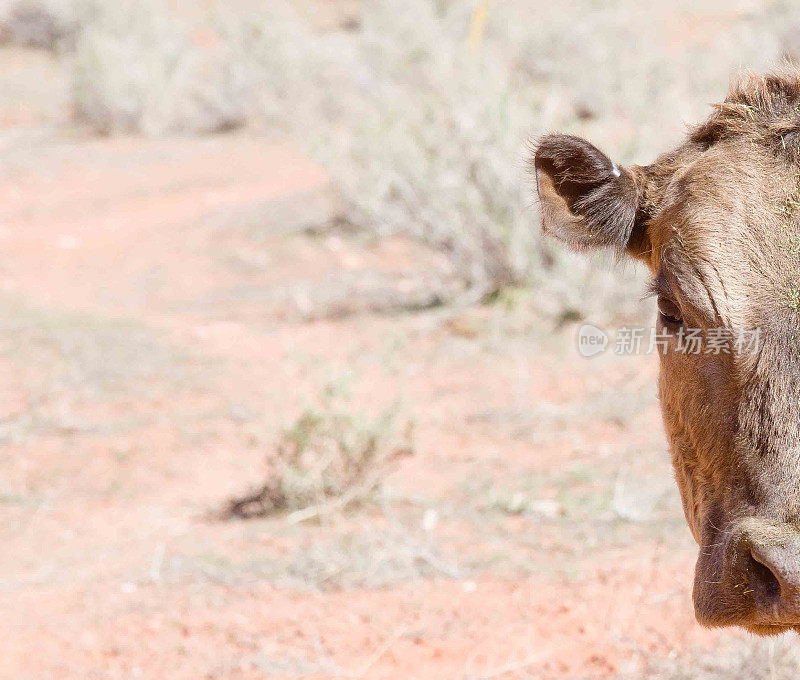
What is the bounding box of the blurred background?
[1,0,799,677]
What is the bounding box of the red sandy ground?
[0,129,756,679]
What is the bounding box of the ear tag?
[611,163,621,178]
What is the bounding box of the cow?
[533,70,800,635]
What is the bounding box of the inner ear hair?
[533,134,646,257]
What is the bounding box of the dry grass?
[222,391,413,521]
[259,526,458,590]
[638,634,800,680]
[0,299,197,443]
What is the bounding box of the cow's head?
[534,72,800,635]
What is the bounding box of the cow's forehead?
[648,140,800,328]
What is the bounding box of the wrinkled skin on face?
[533,72,800,634]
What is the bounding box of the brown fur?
[534,69,800,635]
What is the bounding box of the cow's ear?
[533,134,647,258]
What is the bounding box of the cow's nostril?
[748,550,781,604]
[697,523,800,629]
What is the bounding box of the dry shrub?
[222,400,413,521]
[0,0,81,51]
[248,1,536,299]
[72,1,248,135]
[235,0,654,315]
[250,0,789,319]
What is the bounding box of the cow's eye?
[657,296,683,327]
